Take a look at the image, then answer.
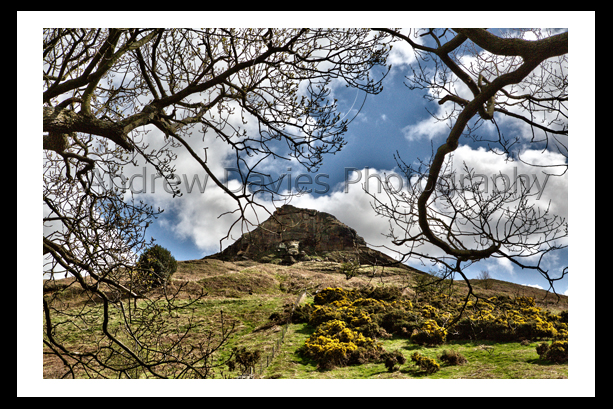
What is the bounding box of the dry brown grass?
[43,259,567,311]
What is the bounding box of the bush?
[411,319,447,346]
[310,305,342,326]
[381,350,406,372]
[546,341,568,363]
[314,287,353,305]
[536,340,568,363]
[136,244,178,289]
[411,352,440,374]
[516,319,557,340]
[377,308,420,336]
[291,303,314,324]
[300,319,383,369]
[439,349,467,366]
[338,261,360,280]
[227,347,261,374]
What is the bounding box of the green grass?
[260,328,568,379]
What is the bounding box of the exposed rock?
[204,204,407,268]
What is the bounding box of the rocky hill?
[204,204,410,269]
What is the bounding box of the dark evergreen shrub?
[136,244,177,288]
[290,303,313,324]
[377,309,421,336]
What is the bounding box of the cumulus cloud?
[387,34,418,67]
[401,116,450,142]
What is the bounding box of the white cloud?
[387,35,418,67]
[448,145,568,220]
[401,116,450,142]
[522,283,544,290]
[495,257,515,275]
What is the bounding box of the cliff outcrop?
[205,204,406,268]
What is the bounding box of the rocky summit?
[205,204,405,268]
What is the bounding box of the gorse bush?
[136,244,177,289]
[411,319,447,346]
[300,319,383,369]
[411,352,440,374]
[536,340,568,363]
[294,286,568,371]
[448,296,567,343]
[314,287,354,305]
[381,350,406,372]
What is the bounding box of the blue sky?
[133,28,572,295]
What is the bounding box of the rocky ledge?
[205,204,406,268]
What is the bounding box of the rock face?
[205,204,402,267]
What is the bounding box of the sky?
[98,27,576,296]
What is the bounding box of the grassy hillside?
[43,258,568,379]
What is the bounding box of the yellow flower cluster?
[458,296,564,340]
[314,287,353,305]
[421,304,438,319]
[303,319,381,367]
[411,318,447,345]
[410,351,440,374]
[310,288,412,327]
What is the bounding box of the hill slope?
[43,258,568,379]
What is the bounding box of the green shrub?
[227,347,261,374]
[516,319,557,340]
[136,244,177,289]
[536,342,550,359]
[309,304,340,326]
[338,261,360,280]
[377,308,420,336]
[291,303,314,324]
[354,321,389,339]
[411,352,440,374]
[546,341,568,363]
